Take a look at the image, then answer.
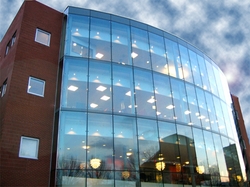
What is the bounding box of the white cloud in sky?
[1,0,250,138]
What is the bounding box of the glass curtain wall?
[56,8,246,187]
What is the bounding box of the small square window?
[35,28,51,46]
[27,77,45,97]
[19,136,39,159]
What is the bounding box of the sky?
[0,0,249,139]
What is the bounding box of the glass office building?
[56,7,246,187]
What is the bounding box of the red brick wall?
[0,1,63,186]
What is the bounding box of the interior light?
[101,95,110,101]
[90,158,101,169]
[90,103,98,108]
[67,128,76,135]
[152,105,156,109]
[125,91,131,96]
[126,152,132,156]
[68,85,78,91]
[82,146,90,149]
[156,111,161,115]
[147,96,155,103]
[166,105,175,109]
[184,110,191,115]
[131,52,138,58]
[128,105,132,108]
[96,85,107,92]
[96,53,104,59]
[73,42,77,46]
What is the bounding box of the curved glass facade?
[56,7,246,187]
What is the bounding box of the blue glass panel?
[114,116,139,171]
[87,113,112,170]
[88,61,111,112]
[213,96,227,135]
[204,92,219,132]
[192,128,209,175]
[131,27,151,69]
[137,118,159,169]
[205,59,219,96]
[61,58,88,109]
[165,39,182,79]
[179,45,193,83]
[112,22,131,65]
[134,68,156,118]
[112,64,135,114]
[197,55,211,91]
[185,83,201,127]
[213,133,229,180]
[153,73,174,120]
[203,131,219,184]
[170,78,190,123]
[189,50,202,87]
[195,87,211,130]
[90,18,111,61]
[57,111,87,169]
[65,15,89,58]
[149,33,168,74]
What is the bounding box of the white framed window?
[19,136,39,159]
[35,28,51,46]
[27,77,45,97]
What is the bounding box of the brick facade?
[0,1,63,186]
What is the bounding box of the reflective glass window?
[204,92,219,132]
[185,83,201,127]
[66,15,89,57]
[178,45,193,83]
[195,87,211,130]
[111,22,131,65]
[112,64,135,114]
[205,59,219,96]
[197,55,210,91]
[177,125,196,176]
[61,58,88,109]
[170,78,190,123]
[213,96,227,135]
[203,131,219,184]
[158,122,180,173]
[165,39,182,78]
[131,27,151,69]
[137,118,159,182]
[221,101,232,137]
[87,113,113,171]
[153,73,174,120]
[149,33,168,74]
[88,61,111,112]
[213,134,229,180]
[57,111,87,169]
[189,50,202,87]
[90,18,111,61]
[134,68,156,118]
[114,116,139,172]
[213,66,225,99]
[220,72,232,104]
[193,128,209,177]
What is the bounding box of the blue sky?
[1,0,249,138]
